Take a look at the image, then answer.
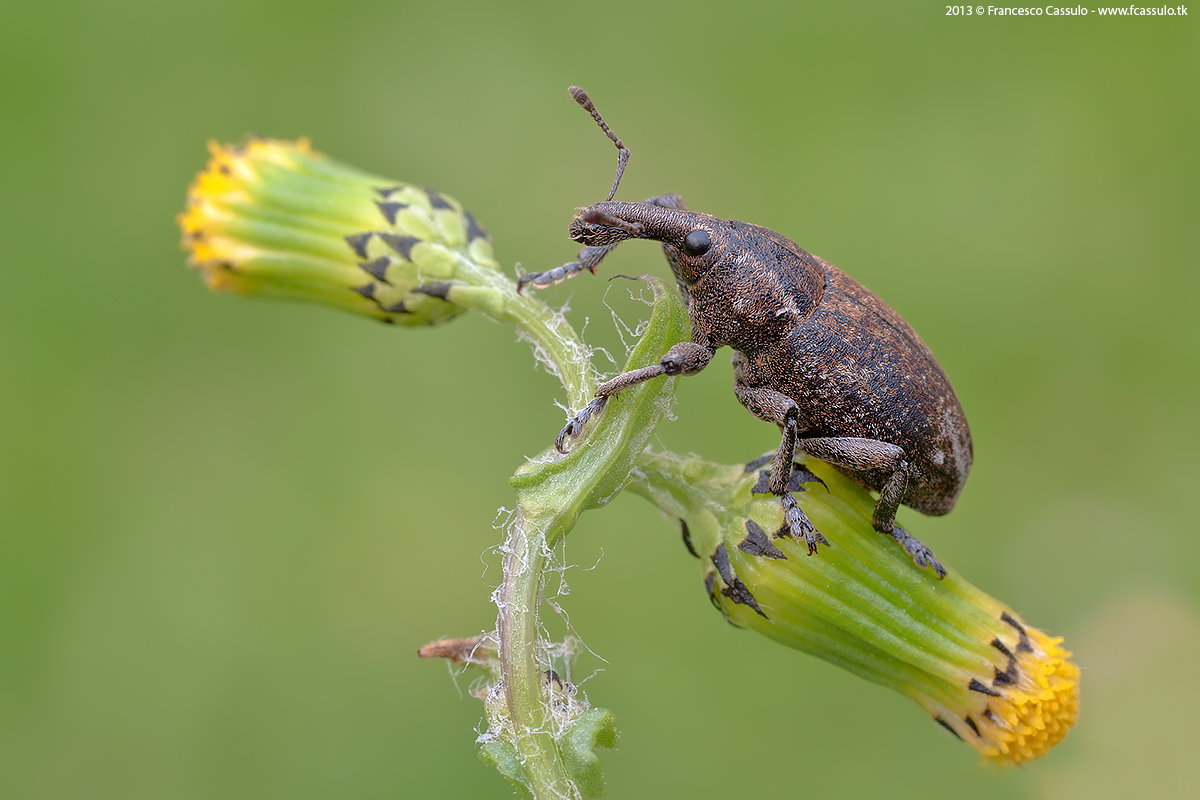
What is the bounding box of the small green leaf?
[561,708,619,798]
[479,740,532,795]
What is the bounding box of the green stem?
[449,254,595,410]
[496,508,574,799]
[183,141,681,794]
[486,275,689,799]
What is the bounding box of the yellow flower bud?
[630,449,1079,764]
[179,138,499,326]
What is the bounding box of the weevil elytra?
[520,87,972,578]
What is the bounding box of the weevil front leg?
[518,195,688,293]
[555,341,712,453]
[795,437,947,578]
[518,244,617,293]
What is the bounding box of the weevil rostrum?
[519,87,972,578]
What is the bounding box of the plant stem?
[485,274,688,799]
[448,254,595,411]
[496,507,575,799]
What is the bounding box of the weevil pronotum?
[520,87,972,578]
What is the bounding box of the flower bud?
[629,450,1079,765]
[179,138,501,326]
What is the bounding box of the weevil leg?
[555,341,713,453]
[886,525,947,579]
[794,437,946,578]
[732,376,828,554]
[518,245,616,293]
[776,412,829,555]
[519,195,688,294]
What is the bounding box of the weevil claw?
[554,396,608,453]
[518,264,577,294]
[889,526,947,579]
[778,492,829,555]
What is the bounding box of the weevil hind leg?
[887,525,947,579]
[794,436,946,578]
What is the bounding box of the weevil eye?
[682,229,711,256]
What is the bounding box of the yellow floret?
[981,628,1080,765]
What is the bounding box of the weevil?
[520,87,972,578]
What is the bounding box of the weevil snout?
[581,207,644,235]
[569,206,645,247]
[570,201,723,256]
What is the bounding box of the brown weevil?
[520,87,972,578]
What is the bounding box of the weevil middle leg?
[732,375,829,555]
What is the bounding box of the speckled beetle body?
[522,89,972,577]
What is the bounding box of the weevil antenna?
[569,86,629,202]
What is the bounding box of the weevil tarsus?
[516,244,615,293]
[889,526,947,578]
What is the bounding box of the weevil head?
[570,200,728,286]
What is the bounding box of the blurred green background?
[2,1,1197,797]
